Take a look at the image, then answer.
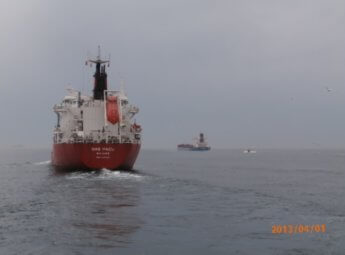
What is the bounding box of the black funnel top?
[199,133,204,143]
[93,62,108,100]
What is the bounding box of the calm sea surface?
[0,148,345,254]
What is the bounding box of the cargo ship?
[177,133,211,151]
[51,49,141,170]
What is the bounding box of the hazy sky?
[1,0,345,149]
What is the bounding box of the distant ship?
[177,133,211,151]
[243,149,256,154]
[51,48,141,170]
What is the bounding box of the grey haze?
[1,0,345,149]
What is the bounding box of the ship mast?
[86,46,110,100]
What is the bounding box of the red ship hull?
[52,143,140,170]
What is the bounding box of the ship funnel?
[86,47,110,100]
[199,133,204,143]
[92,62,107,100]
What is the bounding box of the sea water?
[0,148,344,254]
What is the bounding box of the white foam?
[66,172,93,179]
[34,160,51,165]
[66,169,144,181]
[100,169,144,179]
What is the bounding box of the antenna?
[85,46,110,66]
[118,72,126,94]
[120,78,125,94]
[97,45,101,60]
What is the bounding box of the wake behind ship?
[51,50,141,170]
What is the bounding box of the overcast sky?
[1,0,345,149]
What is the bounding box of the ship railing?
[121,136,132,143]
[128,106,139,114]
[107,136,120,144]
[62,135,130,144]
[84,100,103,108]
[53,104,66,112]
[75,137,84,143]
[85,137,93,143]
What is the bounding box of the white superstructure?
[53,89,141,145]
[53,48,141,146]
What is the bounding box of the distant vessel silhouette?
[243,148,256,154]
[177,133,211,151]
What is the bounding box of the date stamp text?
[272,224,326,234]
